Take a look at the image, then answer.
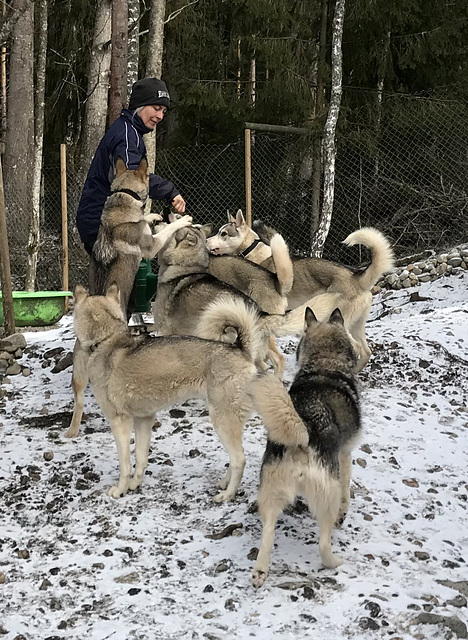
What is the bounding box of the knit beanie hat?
[128,78,171,110]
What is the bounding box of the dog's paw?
[322,553,343,569]
[252,569,268,588]
[335,510,347,528]
[64,426,79,438]
[108,484,128,499]
[213,489,235,503]
[128,476,143,491]
[176,215,192,228]
[147,213,162,223]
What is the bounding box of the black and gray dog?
[250,307,362,587]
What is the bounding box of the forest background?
[0,0,467,290]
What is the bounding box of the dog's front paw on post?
[252,569,268,588]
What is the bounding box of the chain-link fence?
[3,91,467,290]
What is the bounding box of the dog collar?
[114,188,145,202]
[240,239,261,258]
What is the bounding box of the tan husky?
[207,210,394,371]
[67,284,265,502]
[89,156,192,315]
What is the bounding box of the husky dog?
[207,210,394,371]
[153,225,305,377]
[68,284,266,502]
[250,307,362,587]
[89,156,192,314]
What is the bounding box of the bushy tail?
[250,375,309,447]
[260,304,308,338]
[252,219,278,244]
[196,295,264,363]
[270,233,294,297]
[343,227,394,291]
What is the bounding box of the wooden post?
[60,144,69,310]
[0,155,15,335]
[244,128,252,227]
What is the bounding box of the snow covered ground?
[0,272,467,640]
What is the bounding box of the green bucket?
[0,291,73,327]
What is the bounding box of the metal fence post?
[244,128,252,227]
[60,144,69,308]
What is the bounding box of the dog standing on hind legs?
[250,307,362,587]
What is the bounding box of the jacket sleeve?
[149,173,180,203]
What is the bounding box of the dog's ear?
[73,284,88,305]
[305,307,318,328]
[115,157,127,177]
[106,283,121,304]
[329,308,344,325]
[184,229,199,246]
[136,156,148,178]
[200,223,213,238]
[235,209,246,228]
[229,211,237,223]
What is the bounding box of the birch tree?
[144,0,166,184]
[79,0,112,182]
[3,0,34,251]
[25,0,48,291]
[127,0,140,95]
[310,0,345,257]
[109,0,128,125]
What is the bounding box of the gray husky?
[250,307,362,587]
[207,211,394,371]
[68,284,266,502]
[89,156,192,314]
[152,225,306,377]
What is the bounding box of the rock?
[17,549,30,559]
[356,458,367,468]
[6,362,21,376]
[21,367,31,377]
[359,617,380,631]
[0,333,27,351]
[411,613,467,638]
[446,595,467,608]
[436,581,468,597]
[277,581,312,590]
[169,409,186,418]
[114,572,139,584]
[39,578,52,590]
[43,451,54,461]
[51,351,73,373]
[0,572,5,584]
[414,551,430,561]
[403,478,419,487]
[224,598,239,611]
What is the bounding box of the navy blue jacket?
[76,109,180,246]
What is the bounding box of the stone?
[449,257,462,268]
[114,572,139,584]
[411,613,467,638]
[0,333,27,351]
[6,362,21,376]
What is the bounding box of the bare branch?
[164,0,199,24]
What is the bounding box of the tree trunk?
[374,31,391,181]
[310,0,345,257]
[3,0,34,256]
[310,0,328,245]
[127,0,140,95]
[78,0,112,182]
[109,0,128,126]
[144,0,166,187]
[25,0,47,291]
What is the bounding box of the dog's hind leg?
[65,340,89,438]
[267,337,285,379]
[307,479,342,569]
[252,473,289,588]
[108,414,134,498]
[336,451,352,527]
[129,416,154,491]
[208,403,246,503]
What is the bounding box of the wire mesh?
[2,92,467,290]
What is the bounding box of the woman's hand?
[172,194,186,213]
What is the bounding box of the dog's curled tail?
[196,295,264,363]
[250,375,309,447]
[343,227,395,291]
[270,234,294,297]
